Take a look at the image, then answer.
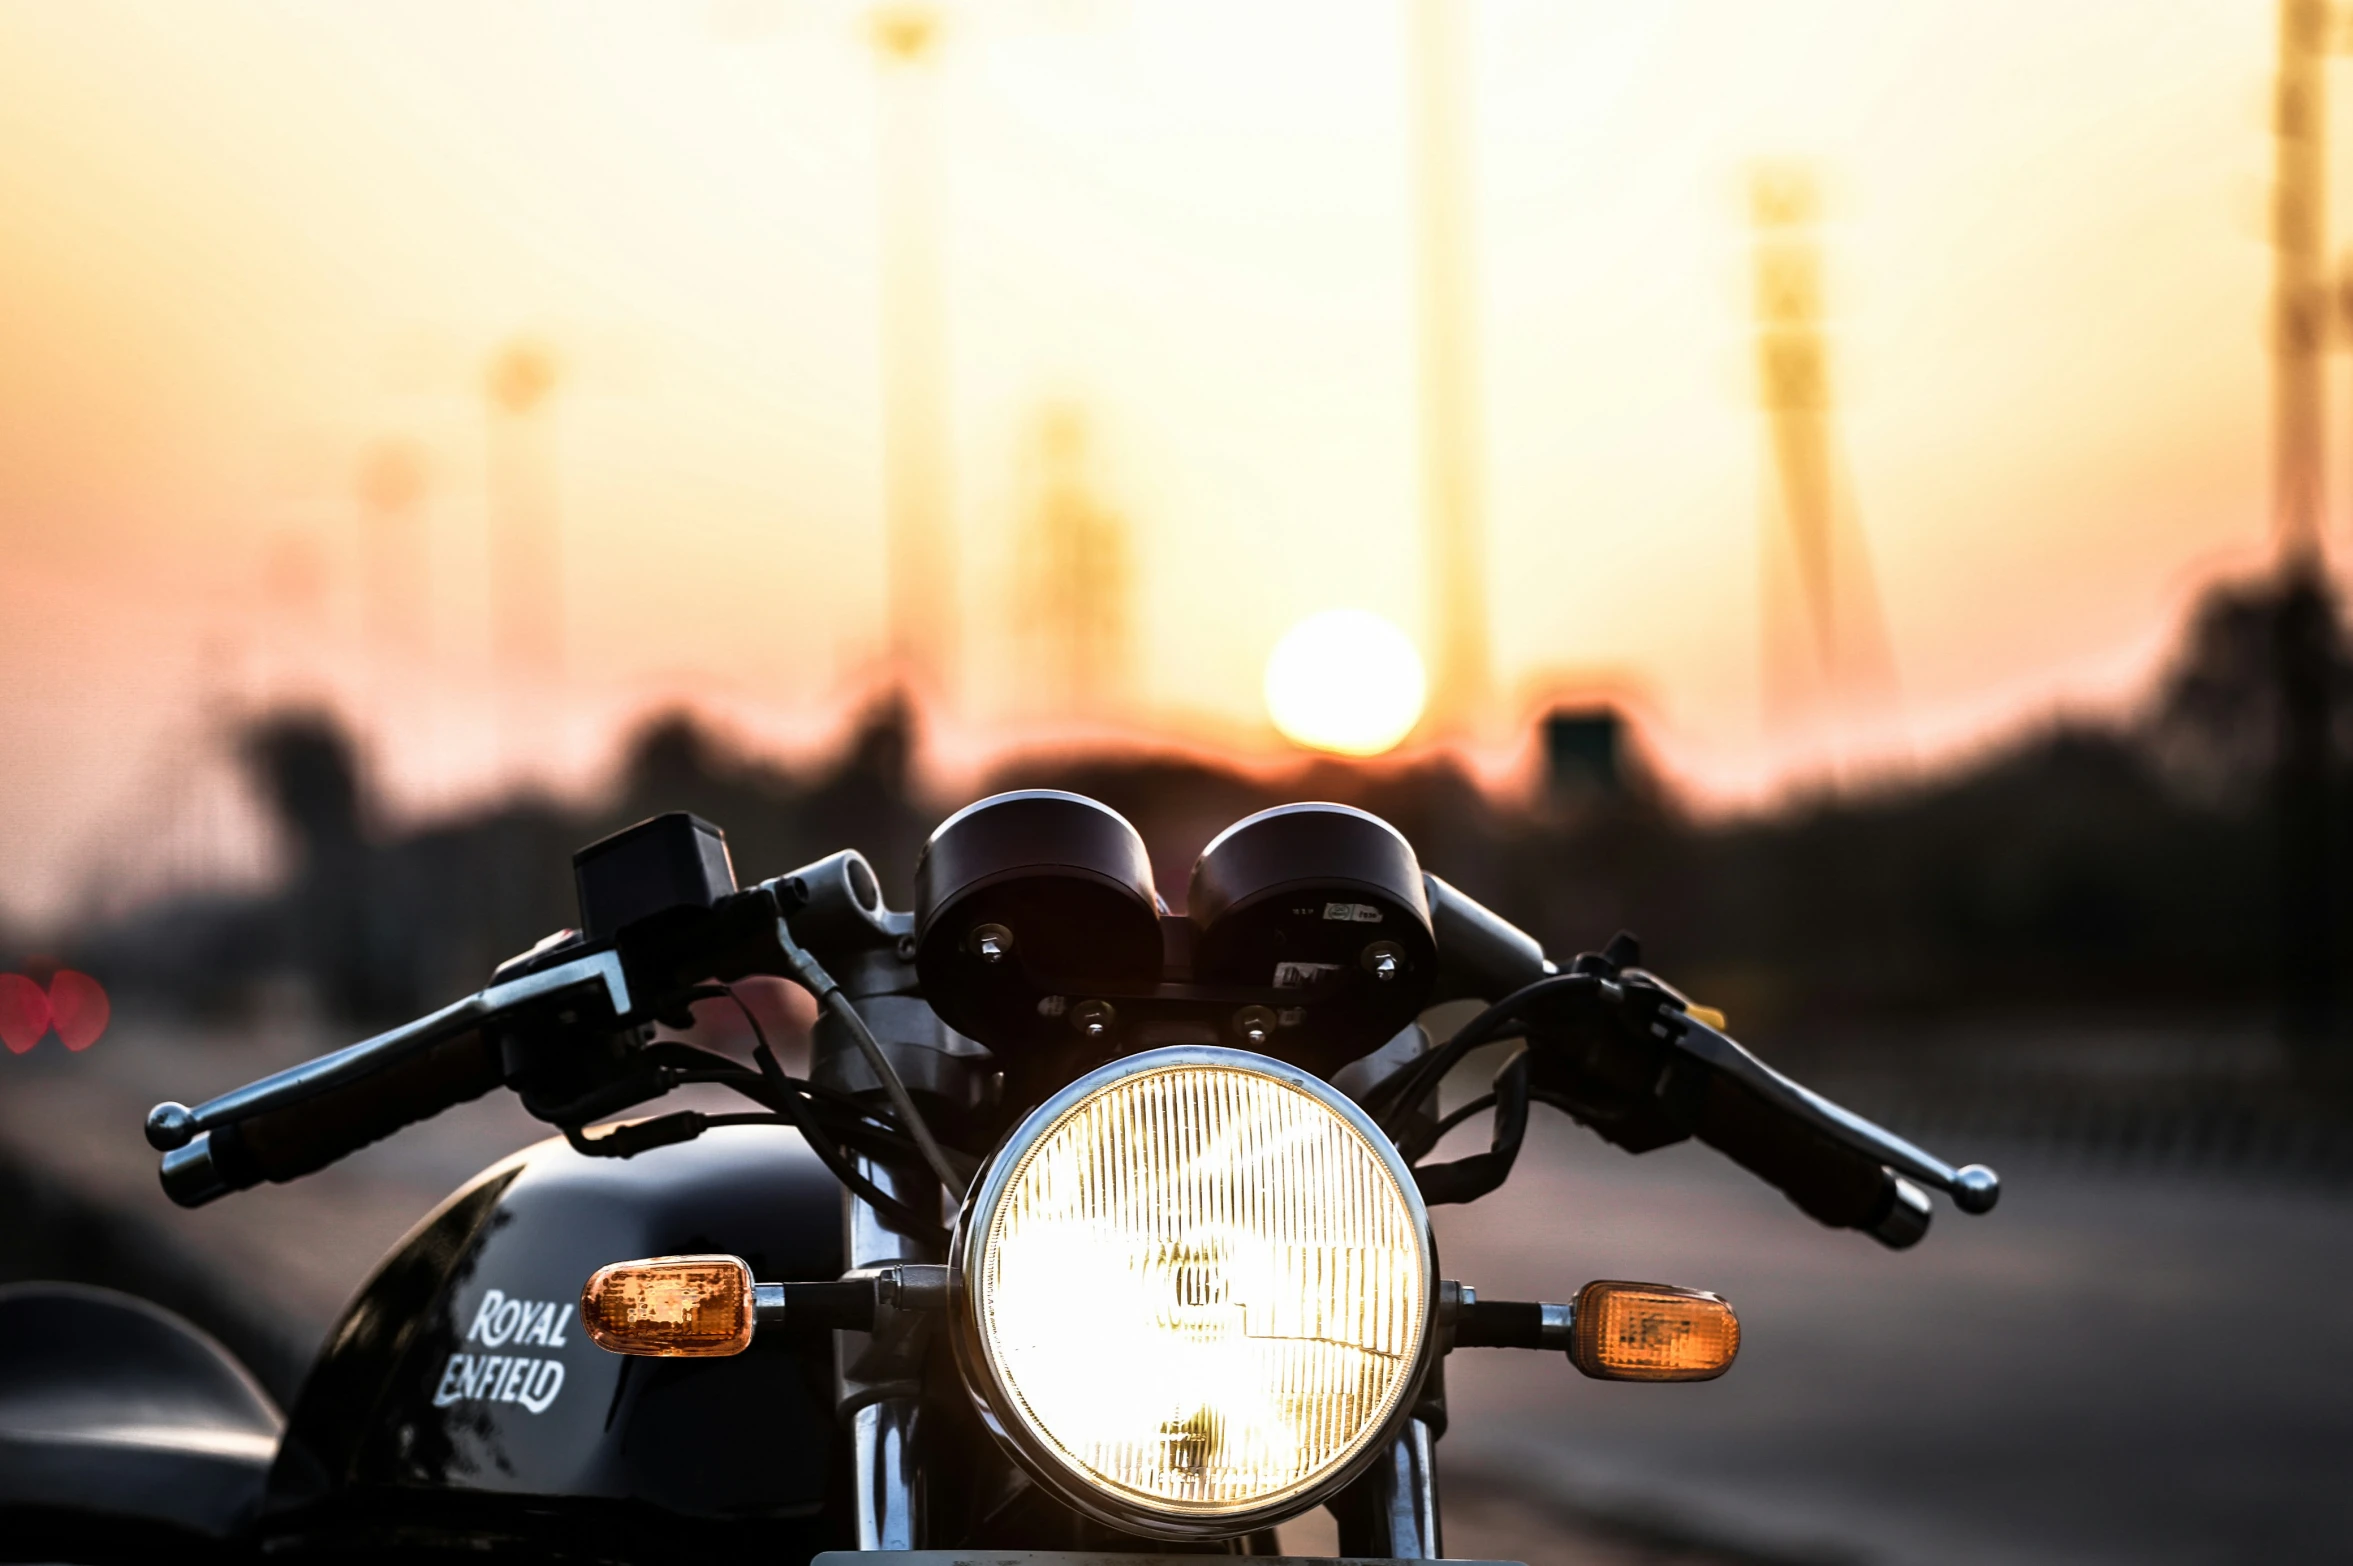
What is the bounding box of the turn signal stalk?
[579,1259,949,1357]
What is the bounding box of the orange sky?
[0,0,2324,921]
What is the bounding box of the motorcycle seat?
[0,1281,283,1543]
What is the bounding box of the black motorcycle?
[0,794,1998,1563]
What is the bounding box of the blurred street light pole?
[1017,404,1132,722]
[1410,0,1492,739]
[2271,0,2339,1060]
[1752,170,1841,739]
[1748,165,1900,780]
[871,4,958,709]
[356,438,432,763]
[358,440,431,669]
[485,339,564,774]
[2275,0,2328,566]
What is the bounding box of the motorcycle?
[0,794,1999,1563]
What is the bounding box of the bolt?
[971,923,1014,964]
[1232,1005,1278,1048]
[1071,999,1117,1040]
[1361,941,1406,981]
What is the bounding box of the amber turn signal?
[1569,1280,1740,1382]
[580,1255,755,1357]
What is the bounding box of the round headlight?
[953,1047,1434,1538]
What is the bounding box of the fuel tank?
[262,1123,846,1562]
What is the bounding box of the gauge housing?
[912,790,1165,1049]
[1187,804,1436,1072]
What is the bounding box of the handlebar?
[1423,873,1553,1001]
[141,824,1997,1250]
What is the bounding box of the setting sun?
[1263,609,1427,757]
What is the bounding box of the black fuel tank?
[263,1124,845,1561]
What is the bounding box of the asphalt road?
[4,1012,2348,1565]
[1433,1116,2353,1566]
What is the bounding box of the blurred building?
[1540,706,1630,806]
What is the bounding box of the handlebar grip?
[1690,1072,1930,1248]
[158,1028,501,1208]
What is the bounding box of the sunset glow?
[0,0,2314,917]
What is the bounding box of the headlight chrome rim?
[950,1045,1438,1540]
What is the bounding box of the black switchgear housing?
[1520,969,1917,1241]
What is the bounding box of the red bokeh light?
[46,970,110,1052]
[0,969,110,1054]
[0,975,50,1054]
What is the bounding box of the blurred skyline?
[0,0,2323,920]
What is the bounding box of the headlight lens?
[959,1049,1432,1535]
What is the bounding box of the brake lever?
[144,947,634,1153]
[1658,1000,2000,1215]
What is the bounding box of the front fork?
[838,1154,937,1550]
[851,1397,925,1550]
[1346,1417,1443,1560]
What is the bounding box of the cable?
[1408,1092,1498,1163]
[819,989,973,1192]
[671,1066,917,1149]
[716,986,947,1244]
[752,1040,944,1242]
[651,1022,936,1174]
[768,913,966,1198]
[649,1010,935,1160]
[1369,972,1598,1134]
[656,977,963,1190]
[1409,1048,1531,1207]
